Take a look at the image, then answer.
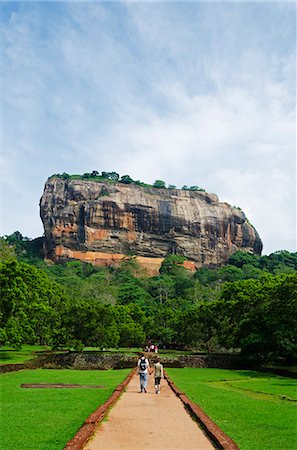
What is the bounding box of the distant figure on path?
[137,353,150,393]
[154,358,164,394]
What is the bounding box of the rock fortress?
[40,176,262,275]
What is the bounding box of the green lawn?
[0,368,130,450]
[0,345,198,364]
[0,345,52,365]
[166,368,297,450]
[82,347,193,357]
[83,347,142,355]
[264,364,297,374]
[155,349,194,358]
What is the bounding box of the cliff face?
[40,177,262,273]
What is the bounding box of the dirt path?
[84,372,215,450]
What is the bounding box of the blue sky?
[1,1,296,255]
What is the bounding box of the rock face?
[40,177,262,273]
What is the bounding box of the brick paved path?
[84,372,214,450]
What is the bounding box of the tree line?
[1,232,296,363]
[49,171,206,192]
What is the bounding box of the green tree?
[153,180,166,189]
[3,231,29,257]
[64,299,120,348]
[101,171,119,181]
[185,279,219,304]
[118,281,151,309]
[217,265,244,282]
[109,171,120,181]
[174,273,194,298]
[176,303,218,351]
[241,264,263,280]
[228,251,260,268]
[259,251,297,273]
[146,275,175,305]
[215,274,297,362]
[0,260,69,347]
[149,305,178,347]
[189,186,205,192]
[114,305,145,346]
[0,239,16,261]
[60,172,70,179]
[159,254,186,276]
[194,267,218,285]
[120,175,134,184]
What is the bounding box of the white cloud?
[1,2,296,254]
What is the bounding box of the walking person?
[137,353,150,393]
[154,357,164,394]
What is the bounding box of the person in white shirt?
[154,358,164,394]
[137,354,150,393]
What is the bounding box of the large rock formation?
[40,177,262,273]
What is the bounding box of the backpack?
[139,358,147,371]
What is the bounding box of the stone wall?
[38,352,138,370]
[11,352,246,370]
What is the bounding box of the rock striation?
[40,177,262,273]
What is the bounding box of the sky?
[1,1,296,255]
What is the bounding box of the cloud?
[1,2,295,255]
[82,75,295,255]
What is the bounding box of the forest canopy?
[1,233,296,364]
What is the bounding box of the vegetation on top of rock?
[48,171,206,192]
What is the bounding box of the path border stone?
[164,370,239,450]
[64,367,137,450]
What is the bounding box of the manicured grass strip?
[223,378,297,401]
[0,345,50,365]
[65,368,136,449]
[166,368,297,450]
[165,371,239,450]
[0,368,130,450]
[0,345,198,364]
[83,347,142,355]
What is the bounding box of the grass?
[0,345,52,365]
[82,347,142,355]
[82,347,194,358]
[152,349,194,358]
[166,368,297,450]
[0,368,130,450]
[0,345,195,365]
[264,364,297,373]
